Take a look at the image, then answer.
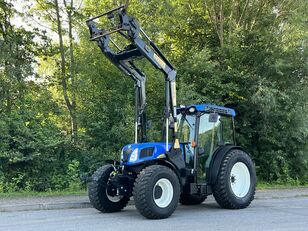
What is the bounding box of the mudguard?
[206,145,250,184]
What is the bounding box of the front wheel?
[88,165,130,212]
[213,149,256,209]
[133,165,180,219]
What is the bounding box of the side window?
[219,116,234,145]
[198,114,234,154]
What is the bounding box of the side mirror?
[198,147,205,156]
[209,113,218,123]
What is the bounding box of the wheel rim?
[153,178,173,208]
[230,162,251,198]
[106,188,123,202]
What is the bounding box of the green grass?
[0,189,87,199]
[257,182,308,190]
[1,183,307,199]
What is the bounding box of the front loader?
[86,5,256,219]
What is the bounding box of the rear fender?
[207,145,249,184]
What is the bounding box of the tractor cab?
[177,104,236,182]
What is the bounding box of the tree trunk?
[207,0,224,48]
[0,9,11,114]
[54,0,77,141]
[219,0,224,48]
[65,0,78,139]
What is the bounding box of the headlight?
[129,148,139,162]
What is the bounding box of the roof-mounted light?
[188,107,196,113]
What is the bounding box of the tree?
[33,0,80,140]
[0,0,34,114]
[0,0,307,192]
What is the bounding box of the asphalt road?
[1,196,307,231]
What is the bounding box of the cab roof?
[177,104,236,117]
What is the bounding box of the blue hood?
[121,142,177,165]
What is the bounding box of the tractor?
[86,5,256,219]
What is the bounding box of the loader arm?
[86,5,182,167]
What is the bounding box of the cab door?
[196,113,220,182]
[196,113,235,183]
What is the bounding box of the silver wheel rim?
[106,188,122,202]
[153,178,174,208]
[230,162,251,198]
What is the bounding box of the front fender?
[126,159,185,187]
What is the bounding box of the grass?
[0,189,87,199]
[1,183,308,199]
[257,182,308,190]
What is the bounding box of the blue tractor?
[86,5,256,219]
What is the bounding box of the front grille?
[139,147,154,158]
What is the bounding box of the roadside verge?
[1,188,307,212]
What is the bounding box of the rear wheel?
[133,165,180,219]
[213,149,256,209]
[88,165,129,212]
[179,194,207,205]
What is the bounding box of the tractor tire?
[179,194,207,205]
[213,149,256,209]
[133,165,180,219]
[88,164,129,212]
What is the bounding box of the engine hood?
[121,142,173,165]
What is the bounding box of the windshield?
[178,113,196,167]
[178,114,196,143]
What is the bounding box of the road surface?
[1,195,307,231]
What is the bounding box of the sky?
[12,0,33,30]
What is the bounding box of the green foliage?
[0,0,307,192]
[67,160,81,190]
[0,189,86,198]
[0,83,88,192]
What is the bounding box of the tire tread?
[213,149,256,209]
[133,165,180,219]
[88,165,129,212]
